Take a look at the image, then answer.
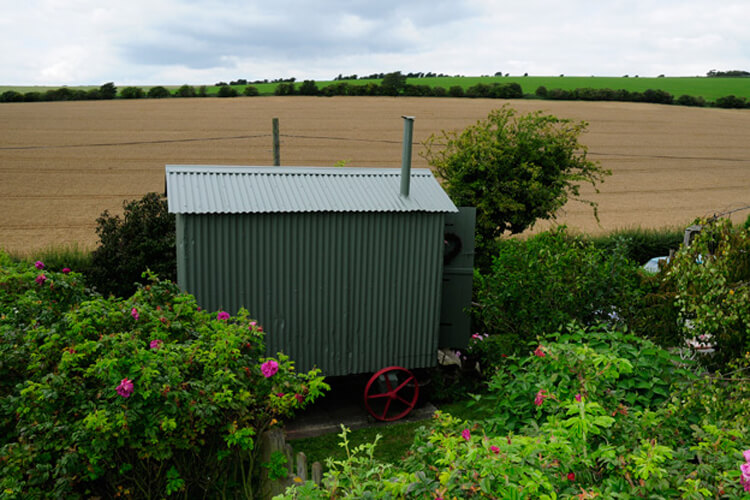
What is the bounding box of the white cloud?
[0,0,748,85]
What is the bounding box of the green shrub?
[473,228,644,350]
[89,192,175,298]
[0,90,24,102]
[243,85,259,96]
[174,84,196,98]
[0,261,327,498]
[119,86,145,99]
[147,86,170,98]
[666,217,750,367]
[218,84,239,97]
[582,226,684,265]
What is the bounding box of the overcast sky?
[2,0,749,86]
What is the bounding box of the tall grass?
[4,243,94,275]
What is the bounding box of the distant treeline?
[2,72,749,109]
[706,69,750,77]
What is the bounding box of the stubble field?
[1,97,749,255]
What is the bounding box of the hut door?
[439,207,476,349]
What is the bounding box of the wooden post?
[272,118,280,166]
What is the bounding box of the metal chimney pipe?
[400,116,415,197]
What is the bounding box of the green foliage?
[243,85,260,96]
[279,327,750,499]
[217,84,239,97]
[89,192,175,298]
[0,260,327,498]
[473,228,644,348]
[99,82,117,100]
[273,83,296,96]
[582,226,684,265]
[147,86,170,98]
[174,84,196,98]
[667,217,750,367]
[423,106,610,257]
[119,86,145,99]
[298,80,319,96]
[381,71,407,96]
[715,94,748,109]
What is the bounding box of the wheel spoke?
[395,394,413,406]
[381,397,393,419]
[366,392,390,400]
[393,376,415,394]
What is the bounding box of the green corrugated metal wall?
[176,212,445,376]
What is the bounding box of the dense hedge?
[0,258,327,498]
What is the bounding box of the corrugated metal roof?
[165,165,458,214]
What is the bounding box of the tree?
[174,84,196,97]
[99,82,117,100]
[119,86,145,99]
[217,85,239,97]
[147,86,170,98]
[381,71,407,96]
[422,105,610,253]
[298,80,319,95]
[89,192,175,297]
[243,85,259,96]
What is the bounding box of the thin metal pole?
[400,116,415,197]
[272,117,280,166]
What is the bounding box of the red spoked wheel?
[364,366,419,422]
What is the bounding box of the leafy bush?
[676,94,707,107]
[298,80,319,96]
[0,260,327,498]
[243,85,259,96]
[119,86,145,99]
[147,86,170,99]
[89,192,175,298]
[447,85,464,97]
[473,228,644,349]
[174,84,196,98]
[281,326,750,499]
[0,90,24,102]
[218,85,239,97]
[666,217,750,367]
[715,94,748,109]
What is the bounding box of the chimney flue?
[400,116,415,197]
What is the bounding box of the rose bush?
[0,256,327,498]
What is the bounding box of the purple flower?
[34,260,44,269]
[575,393,583,402]
[150,339,163,350]
[35,274,47,285]
[217,311,230,321]
[131,307,139,321]
[461,428,471,441]
[116,378,134,398]
[62,268,71,274]
[261,359,279,378]
[741,463,750,492]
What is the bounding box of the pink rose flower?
[62,268,71,274]
[534,389,548,406]
[744,449,750,463]
[131,307,139,321]
[35,274,47,285]
[250,321,257,329]
[575,393,583,402]
[567,472,576,481]
[261,359,279,378]
[116,378,134,398]
[533,345,546,357]
[150,339,163,350]
[34,260,44,269]
[217,311,230,321]
[490,445,500,455]
[461,428,471,441]
[295,393,304,404]
[741,462,750,492]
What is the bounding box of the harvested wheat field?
[1,96,749,255]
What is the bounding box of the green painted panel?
[439,207,476,349]
[177,212,445,376]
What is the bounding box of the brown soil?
[2,97,749,254]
